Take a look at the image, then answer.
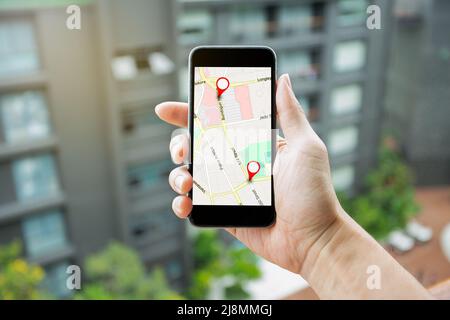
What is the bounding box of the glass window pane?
[278,2,325,34]
[334,40,366,72]
[131,209,178,240]
[328,126,359,155]
[177,9,213,45]
[22,210,67,257]
[229,6,266,41]
[178,66,189,101]
[127,161,172,192]
[165,259,182,280]
[299,95,320,122]
[279,49,320,80]
[148,52,174,75]
[42,261,72,298]
[337,0,369,27]
[300,96,310,114]
[0,19,39,76]
[111,55,138,80]
[0,91,51,143]
[330,84,362,115]
[122,105,164,136]
[278,4,313,35]
[332,165,355,191]
[12,153,60,201]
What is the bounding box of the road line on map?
[204,133,241,205]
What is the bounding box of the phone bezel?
[188,46,276,227]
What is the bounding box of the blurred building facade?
[385,0,450,185]
[0,0,393,297]
[0,0,187,296]
[174,0,391,193]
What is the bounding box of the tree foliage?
[339,138,419,240]
[75,242,183,300]
[188,230,261,299]
[0,241,49,299]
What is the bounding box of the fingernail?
[174,197,183,212]
[155,104,161,115]
[284,74,292,88]
[171,142,181,162]
[175,175,184,191]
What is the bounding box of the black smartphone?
[188,46,276,227]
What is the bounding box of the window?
[328,126,359,155]
[165,259,182,280]
[0,91,51,144]
[42,261,72,298]
[178,9,213,45]
[12,153,59,201]
[131,210,178,239]
[278,5,313,35]
[330,84,362,115]
[111,56,137,80]
[22,210,67,257]
[394,0,424,20]
[299,95,320,122]
[300,96,311,114]
[122,105,163,136]
[278,2,324,35]
[278,49,320,80]
[178,66,189,101]
[333,40,366,73]
[332,165,355,191]
[127,161,172,193]
[148,52,174,75]
[229,6,266,41]
[337,0,368,27]
[0,19,39,77]
[111,49,174,80]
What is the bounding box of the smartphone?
[188,46,276,227]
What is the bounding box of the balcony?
[0,192,66,223]
[0,136,58,161]
[0,71,47,91]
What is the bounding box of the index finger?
[155,101,189,128]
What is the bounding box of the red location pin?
[247,161,260,182]
[216,77,230,98]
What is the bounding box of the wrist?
[298,208,433,299]
[299,205,366,284]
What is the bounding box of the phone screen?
[192,67,272,206]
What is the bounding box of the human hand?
[156,74,433,299]
[155,74,342,275]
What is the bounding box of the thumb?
[276,74,310,141]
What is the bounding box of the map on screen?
[192,67,272,206]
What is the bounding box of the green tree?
[188,230,261,299]
[75,242,183,300]
[0,241,49,299]
[339,137,419,240]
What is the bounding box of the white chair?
[406,221,433,243]
[388,230,415,253]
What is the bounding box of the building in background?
[0,0,187,297]
[96,0,189,291]
[0,0,393,297]
[175,0,392,194]
[0,2,117,296]
[384,0,450,185]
